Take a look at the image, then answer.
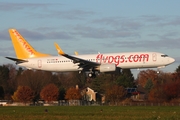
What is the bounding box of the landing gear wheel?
[157,69,160,74]
[88,73,93,77]
[88,73,96,78]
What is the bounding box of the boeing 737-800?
[6,29,175,78]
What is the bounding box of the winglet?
[54,43,65,55]
[74,51,78,55]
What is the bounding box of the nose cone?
[169,57,175,64]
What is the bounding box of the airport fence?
[39,100,180,106]
[2,100,180,106]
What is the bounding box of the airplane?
[6,29,175,78]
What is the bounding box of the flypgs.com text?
[96,54,149,66]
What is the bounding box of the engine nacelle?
[96,63,116,72]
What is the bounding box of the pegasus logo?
[12,29,34,56]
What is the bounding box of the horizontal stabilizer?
[5,57,28,64]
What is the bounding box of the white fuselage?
[18,52,175,72]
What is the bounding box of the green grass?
[0,106,180,120]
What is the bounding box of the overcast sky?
[1,0,180,78]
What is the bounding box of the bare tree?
[57,72,85,89]
[17,70,52,101]
[5,64,18,99]
[105,85,126,105]
[0,65,9,99]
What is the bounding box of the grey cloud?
[147,32,180,40]
[160,19,180,27]
[35,27,57,32]
[0,46,14,57]
[0,2,53,11]
[141,15,165,22]
[174,57,180,64]
[147,33,159,37]
[151,17,180,27]
[92,16,180,30]
[102,41,137,48]
[32,9,95,20]
[0,28,74,41]
[55,10,94,19]
[92,17,143,30]
[0,30,9,40]
[18,29,45,40]
[73,25,140,39]
[16,29,74,40]
[120,21,143,30]
[92,17,123,26]
[46,31,73,40]
[0,2,94,20]
[161,32,179,38]
[158,38,180,48]
[112,37,180,50]
[138,40,170,49]
[77,49,98,54]
[170,18,180,26]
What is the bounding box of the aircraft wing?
[54,43,100,70]
[6,57,28,64]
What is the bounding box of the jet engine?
[96,63,116,72]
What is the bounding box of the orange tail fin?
[9,29,50,59]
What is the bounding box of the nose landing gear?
[157,66,165,74]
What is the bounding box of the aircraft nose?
[169,57,175,63]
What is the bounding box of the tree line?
[0,64,180,104]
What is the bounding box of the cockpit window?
[161,54,168,57]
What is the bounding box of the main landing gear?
[79,70,97,78]
[88,72,96,78]
[157,69,160,74]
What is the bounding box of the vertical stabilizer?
[9,29,50,59]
